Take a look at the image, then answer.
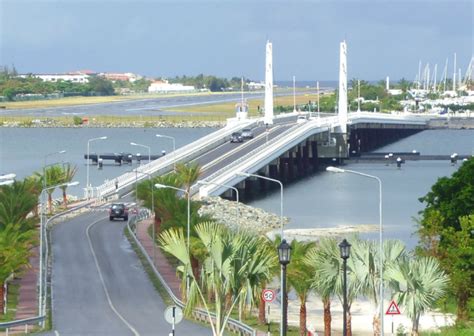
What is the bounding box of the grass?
[168,92,329,116]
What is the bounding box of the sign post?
[262,289,276,336]
[385,300,401,335]
[164,305,183,336]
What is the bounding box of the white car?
[296,116,307,124]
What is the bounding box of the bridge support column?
[288,150,295,181]
[269,162,279,180]
[311,141,319,172]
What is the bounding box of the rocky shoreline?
[0,120,226,128]
[199,196,289,234]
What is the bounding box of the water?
[0,127,216,193]
[248,129,474,249]
[1,127,472,249]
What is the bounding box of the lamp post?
[236,172,283,237]
[87,137,107,199]
[196,180,239,202]
[339,239,351,336]
[156,134,176,170]
[278,239,291,336]
[39,181,79,321]
[326,166,384,335]
[154,183,190,295]
[130,142,151,163]
[129,170,156,264]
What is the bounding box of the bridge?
[90,40,433,201]
[89,110,430,201]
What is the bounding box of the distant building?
[247,81,265,90]
[21,73,90,83]
[99,72,141,82]
[387,89,403,95]
[148,80,195,93]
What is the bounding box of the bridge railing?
[127,213,256,336]
[94,120,257,200]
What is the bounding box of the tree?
[35,165,64,214]
[386,256,449,336]
[0,180,38,231]
[160,222,270,336]
[275,237,315,336]
[350,239,406,336]
[0,222,36,314]
[87,76,115,96]
[58,164,78,206]
[417,158,474,320]
[175,162,201,196]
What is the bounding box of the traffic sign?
[386,300,401,315]
[262,289,276,303]
[164,305,183,324]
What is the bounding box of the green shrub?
[73,116,83,125]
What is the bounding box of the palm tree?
[350,239,406,336]
[279,237,316,336]
[175,162,201,196]
[385,255,449,336]
[35,165,64,213]
[0,222,36,314]
[58,163,78,206]
[304,237,340,336]
[0,180,38,231]
[160,222,267,336]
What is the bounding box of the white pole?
[293,75,296,112]
[453,52,457,92]
[317,81,320,117]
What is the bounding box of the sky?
[0,0,472,81]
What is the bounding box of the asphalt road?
[47,210,210,335]
[3,90,316,117]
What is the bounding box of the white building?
[29,74,90,83]
[148,80,195,93]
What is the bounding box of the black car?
[230,132,243,143]
[109,203,129,221]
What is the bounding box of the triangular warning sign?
[386,300,401,315]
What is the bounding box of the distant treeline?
[0,65,256,101]
[168,74,249,92]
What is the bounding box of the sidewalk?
[6,246,39,334]
[135,219,183,300]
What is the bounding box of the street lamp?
[156,134,176,170]
[130,142,151,163]
[326,166,384,335]
[128,170,156,264]
[39,181,79,321]
[87,137,107,199]
[196,180,239,202]
[236,172,283,237]
[278,239,291,336]
[339,239,351,336]
[154,183,191,296]
[0,180,15,186]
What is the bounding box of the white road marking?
[86,217,140,336]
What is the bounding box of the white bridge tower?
[264,40,274,125]
[338,40,348,133]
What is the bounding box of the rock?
[198,196,289,234]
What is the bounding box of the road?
[3,90,317,117]
[47,210,210,335]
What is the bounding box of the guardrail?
[127,214,256,336]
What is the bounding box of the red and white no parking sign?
[262,289,276,303]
